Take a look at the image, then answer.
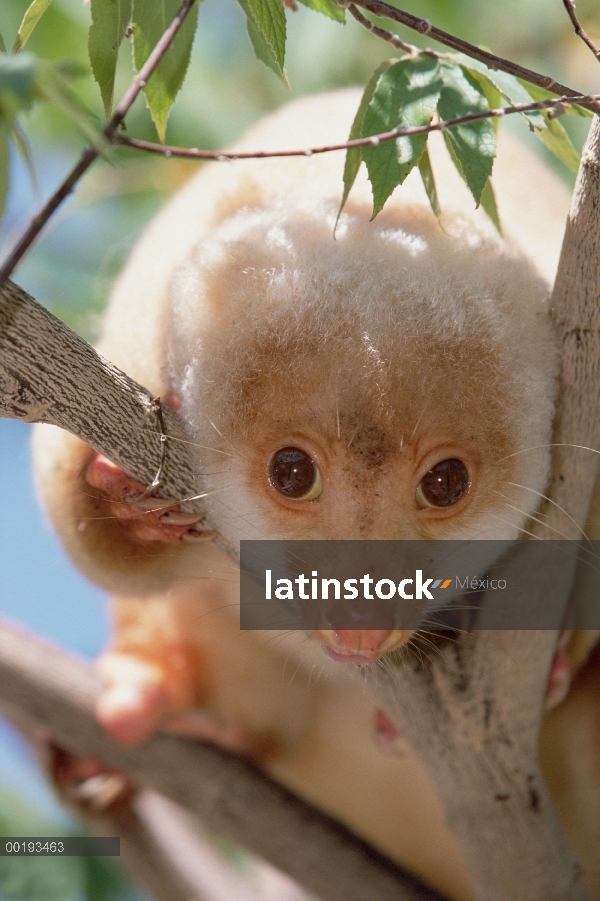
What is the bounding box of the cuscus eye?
[269,447,323,501]
[416,458,469,509]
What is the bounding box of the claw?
[159,510,204,525]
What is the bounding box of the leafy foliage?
[340,50,588,225]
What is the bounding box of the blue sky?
[0,417,108,818]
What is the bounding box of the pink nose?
[332,630,393,655]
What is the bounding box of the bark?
[0,616,441,901]
[0,281,203,515]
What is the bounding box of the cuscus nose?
[314,628,409,665]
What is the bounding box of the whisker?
[194,405,251,463]
[502,480,593,545]
[499,442,600,462]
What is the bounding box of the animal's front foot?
[85,454,213,543]
[95,650,255,756]
[46,742,134,815]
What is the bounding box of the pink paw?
[96,651,253,755]
[85,454,213,544]
[46,742,134,814]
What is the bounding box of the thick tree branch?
[344,0,600,114]
[0,282,199,511]
[0,616,442,901]
[0,0,199,286]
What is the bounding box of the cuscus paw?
[85,453,214,544]
[95,651,253,756]
[44,741,134,815]
[545,630,574,712]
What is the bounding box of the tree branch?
[0,0,199,286]
[113,93,597,162]
[344,0,600,114]
[0,616,443,901]
[561,0,600,62]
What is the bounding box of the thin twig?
[113,93,598,162]
[346,3,416,54]
[561,0,600,62]
[343,0,600,114]
[0,0,199,286]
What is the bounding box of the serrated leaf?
[132,0,200,142]
[0,117,9,223]
[239,0,287,83]
[418,144,440,220]
[538,113,580,170]
[517,79,593,118]
[480,177,501,233]
[239,0,286,72]
[296,0,345,22]
[438,62,496,206]
[89,0,132,118]
[12,0,53,53]
[464,60,546,129]
[362,55,442,217]
[338,59,394,223]
[465,68,501,133]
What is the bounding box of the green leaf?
[12,0,53,53]
[538,113,580,170]
[362,55,442,217]
[296,0,346,22]
[132,0,200,142]
[338,59,394,223]
[89,0,132,118]
[480,177,501,233]
[517,79,593,118]
[418,144,440,220]
[0,117,9,223]
[0,31,6,53]
[438,62,496,206]
[239,0,288,84]
[464,61,546,130]
[239,0,286,73]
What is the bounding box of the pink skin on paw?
[85,453,213,543]
[96,652,253,754]
[95,653,179,746]
[45,742,134,814]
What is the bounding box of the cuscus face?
[168,198,559,664]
